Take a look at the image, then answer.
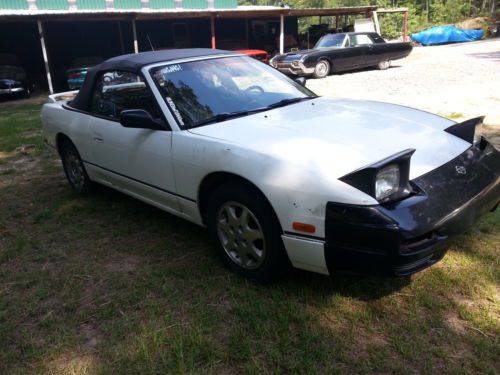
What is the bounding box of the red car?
[237,49,269,64]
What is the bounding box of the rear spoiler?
[47,90,79,103]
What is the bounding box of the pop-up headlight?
[340,149,415,204]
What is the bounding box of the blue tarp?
[411,26,483,45]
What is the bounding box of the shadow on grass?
[70,182,412,302]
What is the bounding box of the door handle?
[93,132,104,143]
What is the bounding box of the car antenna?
[146,34,155,51]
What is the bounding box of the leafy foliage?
[238,0,497,39]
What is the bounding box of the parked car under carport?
[0,53,33,98]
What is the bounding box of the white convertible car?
[41,49,499,281]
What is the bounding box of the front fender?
[172,131,375,239]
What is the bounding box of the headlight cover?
[444,116,485,146]
[339,149,415,204]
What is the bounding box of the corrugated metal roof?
[0,4,282,14]
[0,5,383,19]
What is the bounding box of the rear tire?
[60,140,95,194]
[377,60,391,70]
[206,183,289,282]
[312,60,330,79]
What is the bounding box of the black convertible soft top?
[70,48,237,111]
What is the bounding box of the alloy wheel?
[216,201,266,269]
[63,149,85,190]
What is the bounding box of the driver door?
[86,70,180,212]
[349,34,376,68]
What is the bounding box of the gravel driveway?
[306,38,500,128]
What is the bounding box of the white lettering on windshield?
[166,97,184,126]
[163,64,182,74]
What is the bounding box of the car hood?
[273,50,316,62]
[188,98,471,180]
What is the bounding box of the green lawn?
[0,102,498,374]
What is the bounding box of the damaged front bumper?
[324,141,499,276]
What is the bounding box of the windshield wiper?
[267,96,316,109]
[190,109,264,128]
[189,97,317,128]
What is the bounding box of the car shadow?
[466,51,500,61]
[76,183,412,302]
[327,64,402,77]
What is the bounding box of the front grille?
[400,232,444,255]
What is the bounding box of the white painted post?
[132,19,139,53]
[37,20,54,94]
[373,11,381,35]
[279,13,284,54]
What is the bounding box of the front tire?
[312,60,330,79]
[206,183,289,282]
[60,140,94,194]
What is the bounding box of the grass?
[0,102,499,374]
[438,112,465,120]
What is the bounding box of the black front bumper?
[325,143,500,276]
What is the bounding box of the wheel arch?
[55,133,74,155]
[197,171,281,230]
[318,55,331,63]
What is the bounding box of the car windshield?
[150,55,316,128]
[315,34,345,49]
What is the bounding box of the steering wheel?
[245,85,264,93]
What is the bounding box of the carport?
[0,4,408,94]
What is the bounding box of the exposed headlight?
[292,60,300,67]
[375,164,400,201]
[269,57,277,68]
[444,116,485,146]
[339,149,415,204]
[473,121,483,145]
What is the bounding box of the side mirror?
[119,109,165,130]
[295,77,307,86]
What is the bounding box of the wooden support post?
[117,21,125,54]
[403,10,408,41]
[37,20,53,94]
[210,14,216,49]
[132,19,138,53]
[279,13,284,54]
[335,15,339,30]
[245,18,249,48]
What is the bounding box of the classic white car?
[41,49,499,281]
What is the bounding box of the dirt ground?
[306,38,500,128]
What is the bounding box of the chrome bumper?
[0,87,25,94]
[273,61,314,76]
